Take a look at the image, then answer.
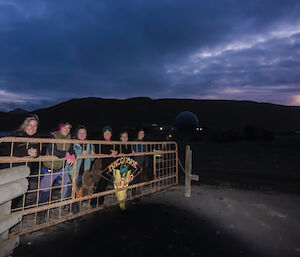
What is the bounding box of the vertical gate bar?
[72,160,77,200]
[161,144,163,179]
[153,148,156,180]
[62,143,65,203]
[36,160,41,207]
[25,142,29,166]
[48,142,54,222]
[160,144,163,187]
[10,142,14,168]
[175,143,179,185]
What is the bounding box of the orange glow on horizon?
[290,95,300,106]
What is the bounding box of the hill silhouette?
[1,97,300,135]
[8,108,29,115]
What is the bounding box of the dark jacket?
[117,144,133,155]
[133,139,146,166]
[1,131,40,168]
[101,144,116,169]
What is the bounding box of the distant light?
[152,123,158,127]
[196,127,203,131]
[160,127,163,131]
[168,134,172,138]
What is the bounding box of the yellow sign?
[107,157,140,211]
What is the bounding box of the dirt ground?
[12,185,300,257]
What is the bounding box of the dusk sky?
[1,0,300,111]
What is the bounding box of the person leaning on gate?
[66,125,95,197]
[91,125,117,207]
[133,128,153,181]
[131,128,147,199]
[117,130,133,155]
[112,130,135,211]
[3,114,41,209]
[2,114,40,168]
[38,122,76,210]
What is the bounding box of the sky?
[0,0,300,111]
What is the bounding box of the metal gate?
[0,137,178,236]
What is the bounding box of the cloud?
[165,22,300,105]
[0,0,300,110]
[0,89,60,111]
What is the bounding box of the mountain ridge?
[1,97,300,133]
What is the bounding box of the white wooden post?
[184,145,199,198]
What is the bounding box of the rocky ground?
[11,185,300,257]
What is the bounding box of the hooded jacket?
[43,132,75,171]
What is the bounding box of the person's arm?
[133,144,137,152]
[13,142,28,157]
[103,144,117,157]
[68,143,75,156]
[129,144,133,154]
[90,144,95,161]
[35,144,41,157]
[116,144,121,155]
[28,143,40,158]
[110,145,117,158]
[48,143,66,158]
[74,144,82,156]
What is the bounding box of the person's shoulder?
[74,143,81,149]
[11,130,25,137]
[49,133,56,139]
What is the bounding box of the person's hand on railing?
[124,174,134,185]
[28,147,37,157]
[66,152,76,166]
[110,149,117,158]
[67,159,74,166]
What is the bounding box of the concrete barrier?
[0,166,30,186]
[0,166,29,257]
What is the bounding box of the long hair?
[15,114,39,133]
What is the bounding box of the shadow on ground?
[13,202,266,257]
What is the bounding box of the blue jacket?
[66,143,95,181]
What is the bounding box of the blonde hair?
[17,114,39,132]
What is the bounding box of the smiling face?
[120,132,128,142]
[25,119,38,136]
[138,130,145,140]
[77,128,87,140]
[103,130,112,140]
[60,124,71,136]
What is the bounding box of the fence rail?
[0,137,178,236]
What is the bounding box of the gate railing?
[0,137,178,236]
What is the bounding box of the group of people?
[2,114,151,213]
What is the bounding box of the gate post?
[184,145,199,198]
[0,165,30,257]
